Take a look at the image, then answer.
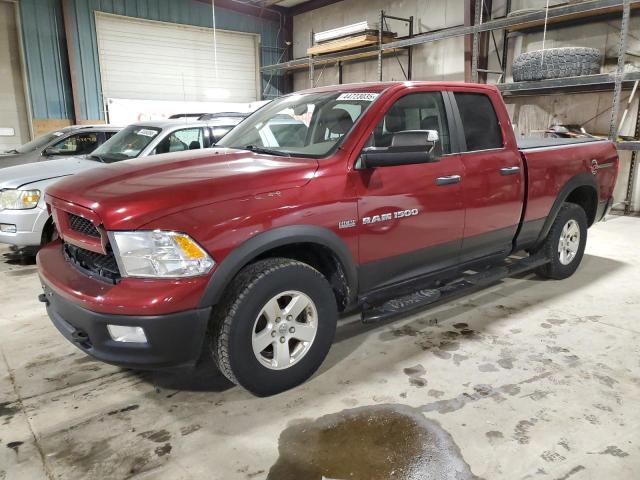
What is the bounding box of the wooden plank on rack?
[307,34,396,56]
[507,2,640,31]
[286,48,405,71]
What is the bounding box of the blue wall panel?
[19,0,74,119]
[19,0,286,121]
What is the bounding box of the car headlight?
[109,230,215,278]
[0,189,41,210]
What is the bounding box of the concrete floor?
[1,216,639,480]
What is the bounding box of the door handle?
[500,166,521,176]
[436,175,461,186]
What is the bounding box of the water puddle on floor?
[267,404,481,480]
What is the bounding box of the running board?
[361,253,549,324]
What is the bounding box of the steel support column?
[624,98,640,214]
[609,0,631,139]
[471,0,483,83]
[378,10,384,81]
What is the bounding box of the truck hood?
[0,157,101,189]
[46,148,318,230]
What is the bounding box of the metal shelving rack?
[381,0,640,150]
[264,11,415,86]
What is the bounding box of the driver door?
[44,132,102,158]
[354,91,465,292]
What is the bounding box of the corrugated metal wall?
[19,0,74,120]
[19,0,285,123]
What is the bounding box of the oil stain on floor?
[267,404,481,480]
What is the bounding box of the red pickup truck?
[38,82,618,396]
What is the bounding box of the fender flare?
[198,225,358,308]
[535,172,599,247]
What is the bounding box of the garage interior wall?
[0,0,30,151]
[292,0,465,91]
[17,0,286,135]
[18,0,74,137]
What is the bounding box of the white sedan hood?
[0,157,103,189]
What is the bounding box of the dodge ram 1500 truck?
[37,82,618,396]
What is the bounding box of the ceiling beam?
[192,0,285,23]
[289,0,344,16]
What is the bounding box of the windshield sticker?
[136,129,158,137]
[337,93,379,101]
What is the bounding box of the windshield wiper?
[242,145,290,157]
[4,149,19,154]
[89,154,104,162]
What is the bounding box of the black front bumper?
[41,281,211,370]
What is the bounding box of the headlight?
[0,189,41,210]
[109,230,215,278]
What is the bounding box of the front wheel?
[211,258,337,396]
[535,203,588,280]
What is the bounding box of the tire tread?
[536,203,588,279]
[210,257,327,386]
[512,47,602,82]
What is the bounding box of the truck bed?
[517,137,606,150]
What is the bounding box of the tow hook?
[38,293,49,306]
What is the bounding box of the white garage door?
[95,12,259,104]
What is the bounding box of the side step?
[361,253,549,324]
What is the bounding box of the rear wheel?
[211,258,337,396]
[535,203,588,279]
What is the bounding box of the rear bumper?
[0,205,49,247]
[40,279,211,369]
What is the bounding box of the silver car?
[0,125,121,169]
[0,119,225,248]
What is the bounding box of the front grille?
[68,213,100,238]
[64,243,121,283]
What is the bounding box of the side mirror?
[360,130,442,169]
[43,147,60,156]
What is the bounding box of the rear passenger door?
[451,90,524,263]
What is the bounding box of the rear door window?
[454,93,503,151]
[155,128,204,154]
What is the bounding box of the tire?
[535,203,588,280]
[41,219,58,246]
[211,257,338,396]
[512,47,602,82]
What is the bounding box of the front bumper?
[37,241,214,369]
[0,205,49,246]
[40,279,211,369]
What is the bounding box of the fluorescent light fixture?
[314,21,375,43]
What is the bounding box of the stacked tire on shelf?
[512,47,602,82]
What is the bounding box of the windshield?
[90,125,160,162]
[11,131,66,154]
[217,91,378,157]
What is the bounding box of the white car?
[0,118,226,249]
